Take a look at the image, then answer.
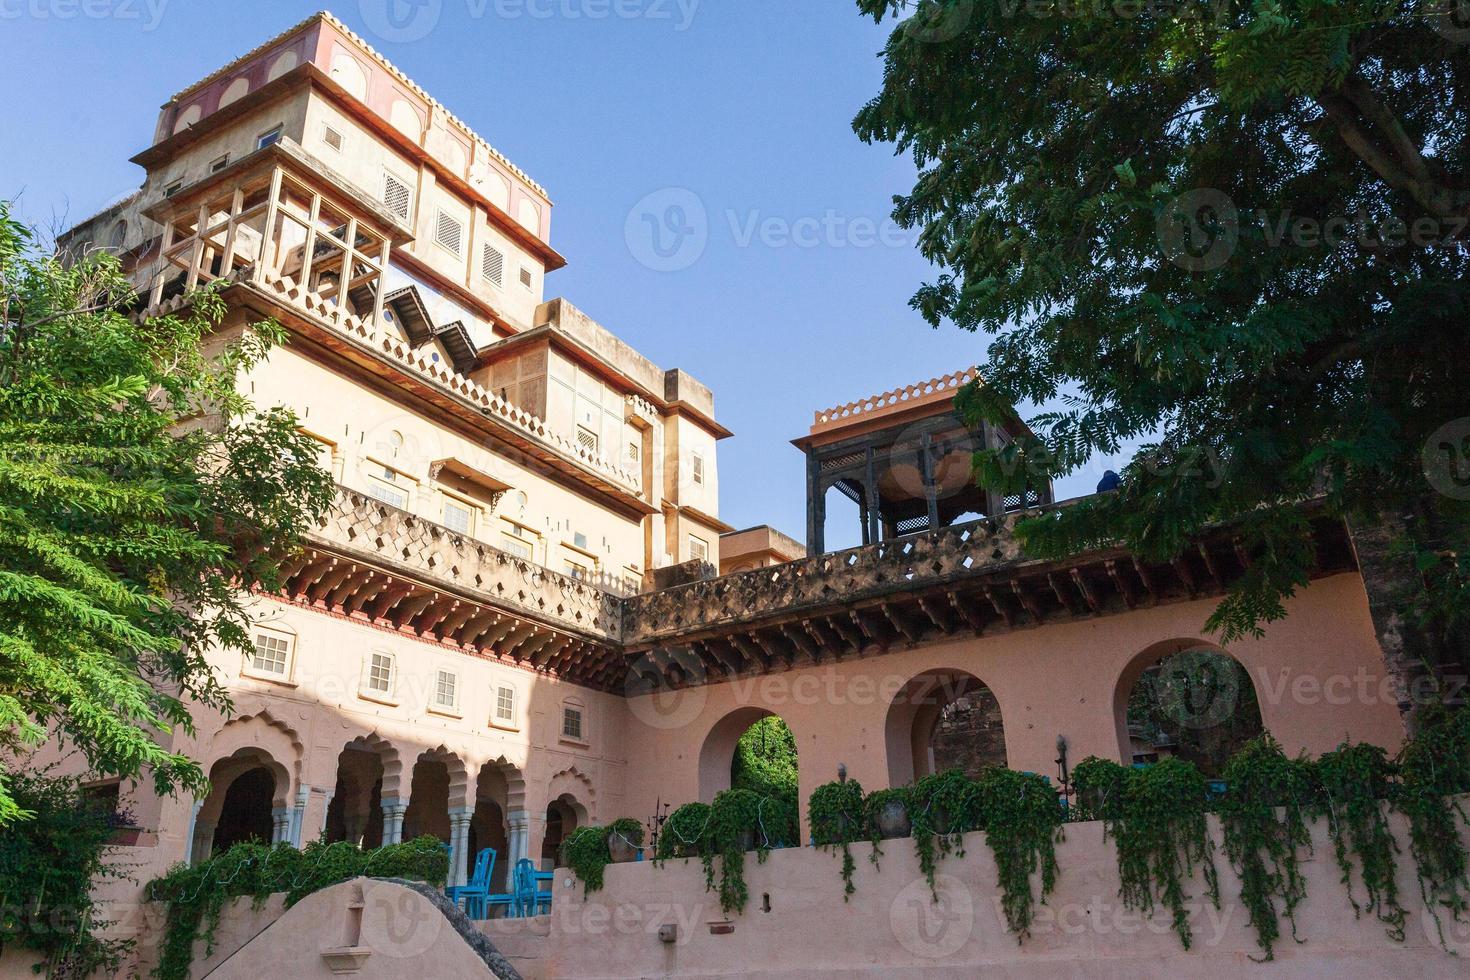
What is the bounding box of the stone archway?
[884,668,1007,787]
[1113,638,1265,777]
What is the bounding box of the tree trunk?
[1347,497,1470,733]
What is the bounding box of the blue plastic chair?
[446,847,496,919]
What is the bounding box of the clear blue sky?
[1,0,1121,549]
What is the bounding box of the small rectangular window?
[250,631,292,675]
[435,210,464,256]
[323,125,344,152]
[367,465,408,509]
[482,244,505,287]
[689,535,709,562]
[562,706,584,740]
[576,426,598,454]
[209,155,230,173]
[367,652,394,694]
[163,180,183,198]
[519,267,533,289]
[627,442,640,464]
[382,171,412,222]
[495,686,516,723]
[442,498,474,535]
[564,560,587,581]
[434,669,458,709]
[692,453,705,486]
[256,125,283,150]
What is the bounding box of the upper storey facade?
[63,11,730,585]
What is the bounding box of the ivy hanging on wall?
[1217,736,1316,961]
[1315,741,1406,939]
[146,836,447,980]
[808,778,866,898]
[559,818,646,895]
[652,791,795,915]
[1071,756,1220,949]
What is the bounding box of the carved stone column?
[447,806,475,887]
[381,799,408,846]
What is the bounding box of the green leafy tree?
[854,0,1470,714]
[0,202,335,824]
[730,715,799,807]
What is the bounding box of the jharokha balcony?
[136,139,647,514]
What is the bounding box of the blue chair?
[514,858,552,916]
[446,847,496,919]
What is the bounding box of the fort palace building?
[46,12,1426,977]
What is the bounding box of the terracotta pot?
[875,800,911,840]
[734,829,759,852]
[608,835,638,864]
[932,805,951,836]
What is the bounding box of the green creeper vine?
[653,792,794,915]
[559,819,645,895]
[973,768,1062,941]
[910,769,983,900]
[1396,706,1470,947]
[809,778,866,898]
[1217,736,1316,961]
[1315,742,1405,939]
[1072,756,1219,949]
[146,836,447,980]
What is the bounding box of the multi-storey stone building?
[54,14,1412,963]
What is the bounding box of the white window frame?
[256,124,283,150]
[689,534,709,563]
[209,154,230,173]
[244,626,296,685]
[440,490,477,537]
[482,243,505,288]
[435,209,465,256]
[361,650,398,704]
[492,684,518,730]
[382,169,413,223]
[691,452,705,486]
[322,124,344,152]
[500,519,538,562]
[560,699,587,744]
[429,667,461,716]
[364,461,412,509]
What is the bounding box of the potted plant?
[864,787,913,840]
[656,802,711,861]
[606,818,645,863]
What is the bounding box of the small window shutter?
[382,172,411,222]
[435,211,464,255]
[520,267,533,289]
[482,245,505,287]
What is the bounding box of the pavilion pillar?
[288,785,310,847]
[921,432,940,532]
[381,798,408,846]
[507,810,531,869]
[448,806,475,887]
[864,447,881,544]
[184,800,206,865]
[806,453,825,556]
[982,421,1006,518]
[271,807,293,844]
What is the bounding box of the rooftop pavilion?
[793,368,1052,555]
